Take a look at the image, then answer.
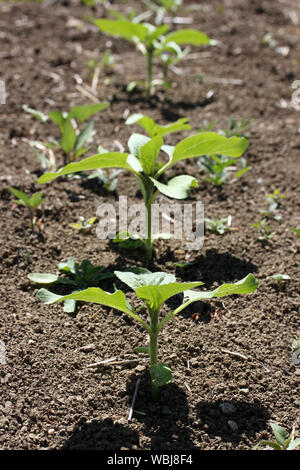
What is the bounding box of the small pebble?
[219,402,236,415]
[227,420,239,433]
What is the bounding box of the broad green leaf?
[23,105,49,122]
[70,102,109,124]
[140,135,163,175]
[114,270,175,291]
[164,29,210,46]
[182,274,258,306]
[150,174,198,199]
[37,152,142,184]
[136,281,204,311]
[150,363,172,387]
[60,119,77,155]
[126,114,156,136]
[147,24,169,43]
[128,133,151,158]
[270,423,288,447]
[172,132,249,164]
[28,273,60,284]
[49,110,66,130]
[37,286,133,315]
[9,187,31,206]
[94,19,149,43]
[126,114,191,138]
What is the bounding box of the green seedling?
[126,113,191,137]
[36,269,258,400]
[69,216,97,231]
[253,422,300,450]
[219,116,254,139]
[87,50,115,88]
[23,102,109,166]
[93,17,212,97]
[198,154,250,186]
[28,258,114,314]
[205,217,231,235]
[9,187,46,231]
[259,189,286,221]
[251,219,276,243]
[37,125,249,259]
[267,273,291,289]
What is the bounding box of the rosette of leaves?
[36,268,258,400]
[37,117,250,259]
[92,17,213,96]
[23,102,109,167]
[28,258,113,313]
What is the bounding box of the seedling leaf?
[150,174,198,199]
[150,363,172,387]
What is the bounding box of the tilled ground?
[0,0,299,450]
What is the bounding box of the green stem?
[149,323,159,400]
[146,49,153,99]
[145,201,153,260]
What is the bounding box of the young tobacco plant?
[36,269,258,400]
[37,125,250,259]
[92,17,213,97]
[28,258,114,314]
[9,187,46,231]
[23,102,109,167]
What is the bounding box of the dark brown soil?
[0,0,299,451]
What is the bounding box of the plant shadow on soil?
[60,373,270,450]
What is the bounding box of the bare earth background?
[0,0,299,450]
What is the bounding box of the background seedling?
[266,273,291,289]
[251,219,276,243]
[142,0,183,25]
[23,102,109,166]
[87,50,115,89]
[93,17,212,97]
[205,217,231,235]
[9,187,46,231]
[28,258,114,313]
[36,269,258,400]
[197,154,250,186]
[253,422,300,450]
[37,122,249,259]
[218,116,254,139]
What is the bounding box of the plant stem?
[146,49,153,99]
[145,202,153,260]
[149,328,158,400]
